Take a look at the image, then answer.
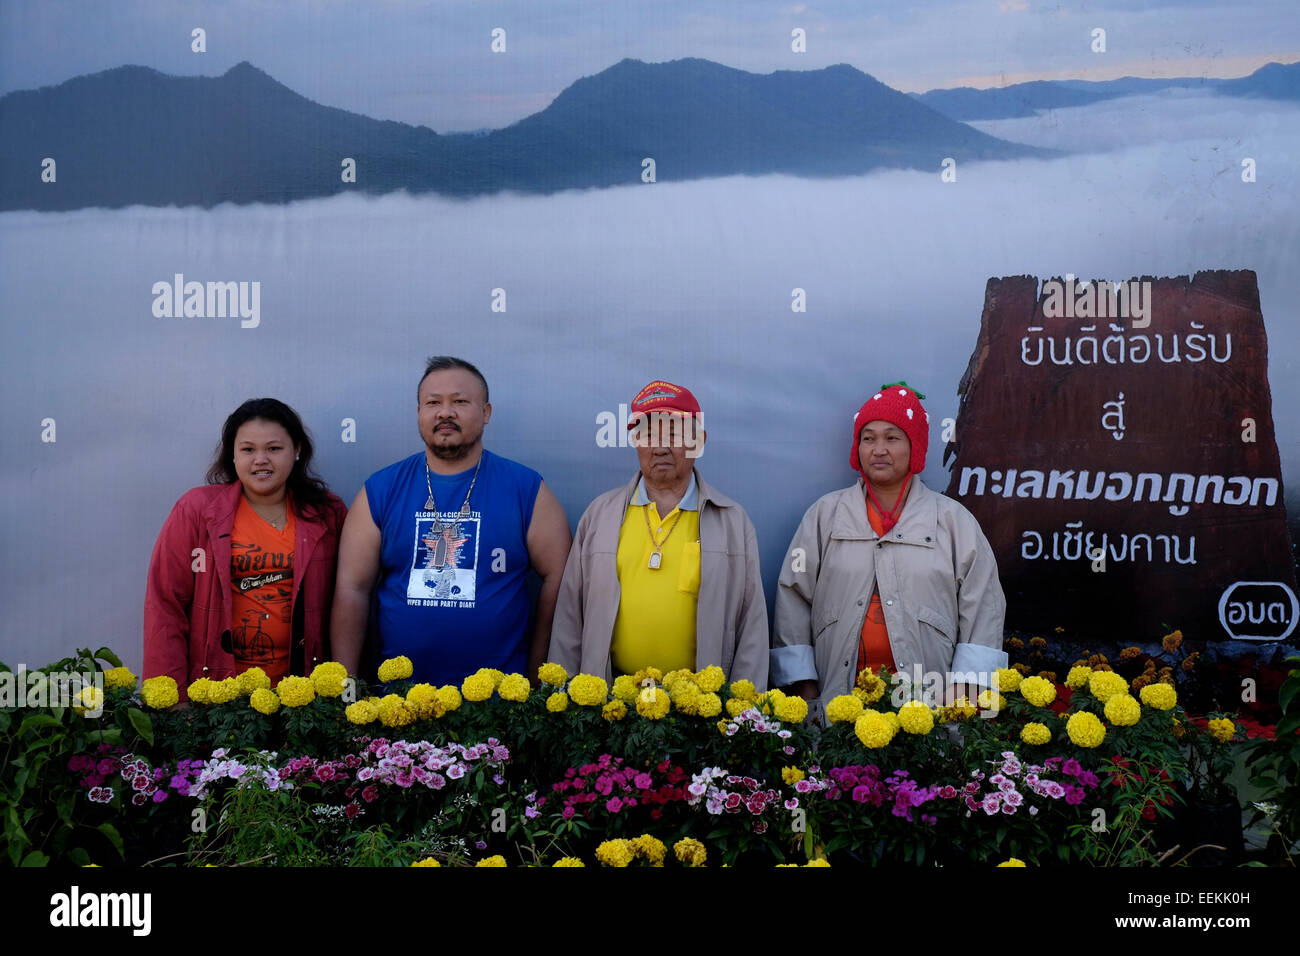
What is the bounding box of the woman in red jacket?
[144,398,347,699]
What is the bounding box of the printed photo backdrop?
[2,1,1298,672]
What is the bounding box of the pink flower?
[344,802,361,820]
[361,785,379,803]
[784,798,799,810]
[562,806,576,819]
[724,793,743,811]
[132,792,147,806]
[633,773,652,790]
[606,797,624,813]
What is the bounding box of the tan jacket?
[550,471,769,688]
[771,478,1006,707]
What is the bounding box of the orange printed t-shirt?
[857,499,897,677]
[230,498,297,685]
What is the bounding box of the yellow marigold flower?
[406,683,444,720]
[775,694,809,724]
[782,766,806,785]
[612,675,640,702]
[697,692,722,718]
[345,700,378,725]
[498,673,531,703]
[695,665,726,693]
[595,839,635,867]
[1088,671,1129,703]
[636,687,672,719]
[208,677,240,705]
[376,693,415,728]
[855,671,887,703]
[410,857,441,867]
[476,856,507,867]
[1172,717,1185,740]
[854,711,897,748]
[436,685,462,712]
[977,690,1006,712]
[1007,637,1025,650]
[1065,665,1092,689]
[1066,711,1106,748]
[898,700,935,735]
[804,859,831,867]
[103,666,136,690]
[1104,694,1141,727]
[141,676,179,710]
[775,863,800,868]
[602,700,627,722]
[537,662,568,686]
[725,697,750,717]
[309,661,348,698]
[461,672,495,702]
[663,669,693,691]
[1139,682,1177,711]
[825,694,864,724]
[673,838,707,867]
[939,697,978,723]
[546,692,569,713]
[672,684,702,715]
[729,678,757,701]
[1162,629,1183,653]
[235,666,271,697]
[552,857,585,867]
[754,688,785,716]
[633,667,663,684]
[1020,722,1051,745]
[1018,675,1057,708]
[276,675,316,708]
[74,685,104,715]
[249,687,280,715]
[993,668,1022,693]
[1208,718,1236,743]
[187,678,214,705]
[997,858,1027,867]
[633,834,667,866]
[376,656,414,683]
[1030,636,1047,648]
[1119,646,1142,661]
[568,674,609,707]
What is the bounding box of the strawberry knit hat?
[850,381,930,477]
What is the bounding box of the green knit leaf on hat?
[880,381,926,400]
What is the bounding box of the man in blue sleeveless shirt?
[331,357,572,686]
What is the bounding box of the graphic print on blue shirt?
[408,513,479,604]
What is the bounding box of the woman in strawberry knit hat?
[770,383,1007,719]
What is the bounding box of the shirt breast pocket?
[676,540,701,596]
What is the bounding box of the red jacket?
[143,482,347,699]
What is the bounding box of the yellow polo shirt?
[610,475,701,675]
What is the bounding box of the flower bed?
[1,645,1271,867]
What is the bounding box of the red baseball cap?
[627,380,702,428]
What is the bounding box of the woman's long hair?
[206,398,332,518]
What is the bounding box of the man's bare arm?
[331,486,382,676]
[524,481,572,682]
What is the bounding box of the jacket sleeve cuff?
[769,645,818,687]
[951,642,1008,683]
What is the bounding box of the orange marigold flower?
[1030,637,1047,648]
[1119,646,1141,661]
[1132,674,1152,690]
[1013,663,1031,675]
[1007,637,1025,650]
[1162,630,1183,653]
[1037,670,1057,682]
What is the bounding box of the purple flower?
[1061,758,1082,776]
[782,746,795,755]
[131,792,147,806]
[525,805,540,819]
[493,774,506,786]
[784,798,799,810]
[152,790,167,803]
[446,763,465,780]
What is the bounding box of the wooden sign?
[943,271,1296,642]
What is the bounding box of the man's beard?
[428,428,473,460]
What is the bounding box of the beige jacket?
[550,471,769,688]
[771,478,1006,706]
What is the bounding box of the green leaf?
[96,822,125,858]
[20,850,49,867]
[57,791,75,825]
[126,707,154,746]
[1279,679,1299,715]
[1276,712,1300,739]
[16,713,61,734]
[93,647,124,668]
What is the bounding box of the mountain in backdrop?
[913,60,1300,121]
[0,57,1048,212]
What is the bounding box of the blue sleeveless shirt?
[365,449,542,685]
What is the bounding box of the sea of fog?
[2,92,1298,669]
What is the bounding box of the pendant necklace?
[424,454,483,571]
[643,500,684,570]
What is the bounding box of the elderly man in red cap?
[550,381,768,687]
[772,382,1006,717]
